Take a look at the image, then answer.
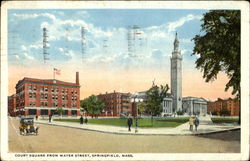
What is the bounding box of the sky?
[7,9,234,101]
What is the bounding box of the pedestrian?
[84,117,88,124]
[127,115,133,131]
[35,115,38,120]
[189,116,194,131]
[80,115,84,124]
[135,117,138,133]
[194,116,200,131]
[49,114,52,123]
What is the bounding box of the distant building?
[161,93,173,115]
[8,94,16,116]
[182,97,207,115]
[12,72,81,116]
[208,98,239,116]
[97,91,132,117]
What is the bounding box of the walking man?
[189,116,194,131]
[49,114,52,123]
[194,116,200,131]
[127,115,133,131]
[80,115,84,124]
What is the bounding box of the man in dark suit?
[127,115,133,131]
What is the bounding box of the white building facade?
[182,97,207,115]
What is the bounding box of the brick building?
[207,98,240,116]
[12,72,81,116]
[97,91,132,117]
[8,94,16,116]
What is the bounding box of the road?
[8,118,240,153]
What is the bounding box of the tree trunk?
[151,114,153,126]
[238,90,241,125]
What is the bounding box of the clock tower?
[170,32,182,113]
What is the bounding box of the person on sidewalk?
[127,115,133,131]
[84,117,88,124]
[35,115,38,121]
[80,115,84,125]
[189,116,194,131]
[49,114,52,123]
[194,116,200,131]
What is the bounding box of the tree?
[192,10,240,123]
[137,102,146,116]
[219,108,230,116]
[145,84,169,125]
[80,95,105,118]
[56,107,63,119]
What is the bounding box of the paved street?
[9,118,240,153]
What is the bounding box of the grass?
[54,117,189,128]
[211,117,239,123]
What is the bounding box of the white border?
[1,1,249,161]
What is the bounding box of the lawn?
[54,117,189,128]
[211,117,239,123]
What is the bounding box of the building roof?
[16,77,80,89]
[182,96,207,102]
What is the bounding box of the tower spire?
[174,32,179,52]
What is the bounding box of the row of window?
[31,102,77,107]
[28,93,78,101]
[28,85,78,95]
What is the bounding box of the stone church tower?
[171,32,182,113]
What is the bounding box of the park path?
[33,116,240,135]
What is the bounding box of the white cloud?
[29,44,42,49]
[77,11,89,17]
[23,52,34,60]
[15,55,20,59]
[167,14,202,33]
[12,13,56,21]
[21,45,27,51]
[41,22,49,29]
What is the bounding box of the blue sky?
[9,9,234,100]
[8,9,207,70]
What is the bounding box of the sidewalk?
[34,117,240,136]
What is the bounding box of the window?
[62,89,64,93]
[45,87,48,92]
[40,87,44,92]
[52,95,55,99]
[33,93,36,98]
[41,94,44,99]
[29,85,32,90]
[45,102,48,106]
[33,86,37,90]
[45,94,48,99]
[51,88,54,92]
[55,95,58,100]
[29,93,32,98]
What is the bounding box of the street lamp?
[131,95,143,133]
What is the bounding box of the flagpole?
[53,68,55,80]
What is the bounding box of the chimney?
[76,72,79,85]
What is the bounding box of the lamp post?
[131,95,143,133]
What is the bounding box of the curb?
[35,121,241,136]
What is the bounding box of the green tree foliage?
[219,108,230,116]
[137,102,146,116]
[192,10,240,96]
[80,95,105,118]
[56,107,63,116]
[145,84,169,116]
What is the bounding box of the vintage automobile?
[19,117,39,135]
